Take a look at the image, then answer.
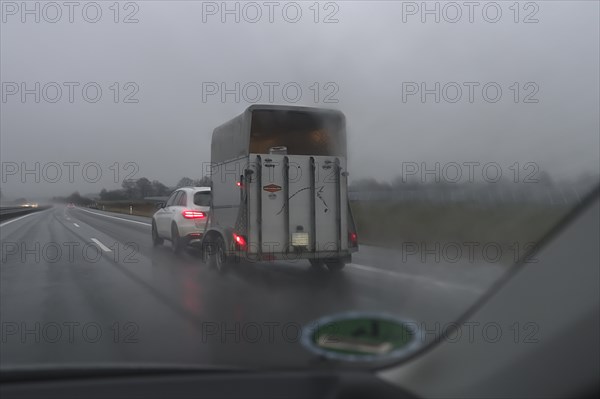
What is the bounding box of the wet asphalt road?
[0,206,504,369]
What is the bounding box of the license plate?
[291,232,309,247]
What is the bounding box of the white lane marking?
[91,238,112,252]
[79,208,151,226]
[0,211,43,227]
[347,263,481,294]
[73,223,80,227]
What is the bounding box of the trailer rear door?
[246,154,348,258]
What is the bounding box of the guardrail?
[0,206,49,222]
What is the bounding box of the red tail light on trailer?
[349,231,358,247]
[233,233,247,249]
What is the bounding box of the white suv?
[151,187,211,252]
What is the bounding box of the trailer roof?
[245,104,345,116]
[211,105,347,164]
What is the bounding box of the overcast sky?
[1,0,599,199]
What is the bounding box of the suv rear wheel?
[152,220,163,246]
[171,224,185,254]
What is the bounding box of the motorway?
[0,206,504,369]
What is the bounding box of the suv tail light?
[182,210,206,219]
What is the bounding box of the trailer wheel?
[325,259,346,272]
[209,236,229,274]
[309,259,324,269]
[200,241,210,264]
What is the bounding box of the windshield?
[0,0,598,376]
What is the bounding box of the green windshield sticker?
[301,312,423,362]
